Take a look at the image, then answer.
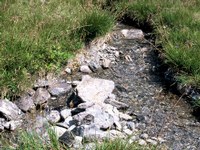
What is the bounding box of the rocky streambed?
[1,24,200,150]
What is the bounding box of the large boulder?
[76,75,115,104]
[0,99,22,120]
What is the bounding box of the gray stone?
[121,29,144,40]
[102,58,111,69]
[126,121,135,131]
[76,75,115,103]
[140,133,148,139]
[119,112,132,121]
[146,139,158,145]
[65,67,72,74]
[50,126,67,138]
[48,82,72,96]
[78,102,95,109]
[88,61,101,72]
[34,79,49,88]
[59,131,74,147]
[60,109,71,119]
[3,120,22,131]
[33,88,51,106]
[104,95,129,109]
[73,104,114,130]
[0,99,22,120]
[114,121,122,131]
[64,116,73,126]
[80,65,92,73]
[15,94,35,112]
[123,128,133,135]
[138,139,147,146]
[83,124,107,140]
[47,110,60,123]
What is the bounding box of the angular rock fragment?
[76,75,115,103]
[60,109,71,119]
[0,99,22,120]
[80,65,92,73]
[48,82,72,97]
[33,88,51,107]
[3,120,22,131]
[15,94,35,112]
[46,110,60,123]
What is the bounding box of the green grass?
[1,0,200,101]
[0,0,114,98]
[0,130,155,150]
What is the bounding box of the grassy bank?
[1,1,200,100]
[0,0,114,97]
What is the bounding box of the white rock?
[84,143,96,150]
[146,139,158,145]
[138,139,147,146]
[60,109,71,119]
[68,125,76,131]
[140,133,148,139]
[73,136,83,149]
[114,121,122,131]
[65,67,72,74]
[114,51,120,57]
[4,120,22,131]
[123,128,133,135]
[16,94,35,112]
[121,29,144,39]
[46,110,60,123]
[0,99,22,120]
[80,65,92,73]
[48,82,71,96]
[76,75,115,103]
[119,112,132,121]
[102,58,111,69]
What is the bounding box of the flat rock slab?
[48,82,72,97]
[0,99,22,120]
[76,75,115,103]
